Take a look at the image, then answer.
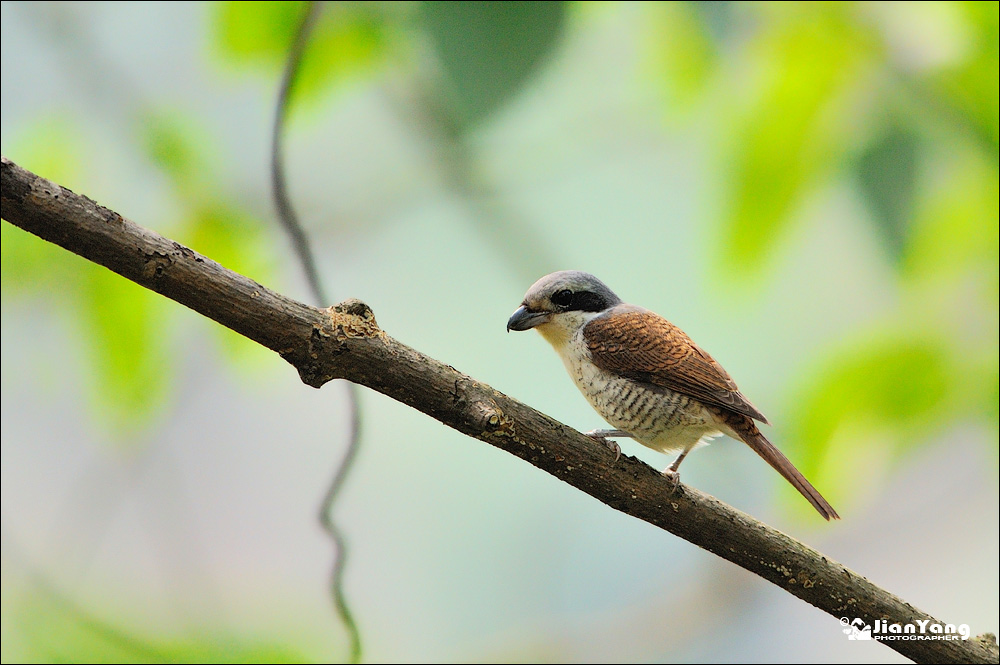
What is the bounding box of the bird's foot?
[584,430,624,462]
[661,467,681,493]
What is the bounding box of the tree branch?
[2,156,996,665]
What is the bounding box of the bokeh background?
[2,2,997,662]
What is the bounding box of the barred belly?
[564,347,722,454]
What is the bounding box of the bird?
[506,270,839,520]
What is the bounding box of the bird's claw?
[585,431,621,462]
[661,467,681,493]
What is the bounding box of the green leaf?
[691,1,736,41]
[211,1,388,110]
[645,2,719,113]
[184,201,276,371]
[214,1,308,61]
[785,333,954,509]
[137,109,277,374]
[922,1,999,158]
[954,348,1000,439]
[854,120,921,264]
[1,219,78,296]
[78,264,173,436]
[2,116,179,437]
[718,7,872,277]
[186,202,272,286]
[12,588,307,663]
[2,116,87,190]
[140,110,212,195]
[899,152,998,437]
[1,116,89,295]
[981,352,1000,428]
[419,1,567,128]
[903,149,999,290]
[300,6,386,106]
[136,109,276,288]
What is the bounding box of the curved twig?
[269,3,362,661]
[271,0,328,305]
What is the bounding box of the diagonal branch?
[2,156,996,665]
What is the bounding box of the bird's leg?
[585,429,635,439]
[583,429,634,462]
[661,448,692,492]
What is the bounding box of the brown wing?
[583,308,769,423]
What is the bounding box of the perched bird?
[506,270,838,520]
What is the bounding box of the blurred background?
[1,2,997,662]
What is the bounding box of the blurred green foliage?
[2,2,997,661]
[854,119,919,261]
[9,585,305,663]
[419,1,567,129]
[926,0,998,155]
[721,5,875,274]
[2,118,171,433]
[641,1,998,509]
[2,108,275,436]
[139,110,276,367]
[211,1,388,115]
[2,0,996,504]
[646,2,717,111]
[1,118,87,293]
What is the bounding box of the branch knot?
[472,400,516,439]
[327,299,380,339]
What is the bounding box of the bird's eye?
[552,289,574,308]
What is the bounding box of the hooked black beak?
[506,305,551,332]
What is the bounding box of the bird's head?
[507,271,623,349]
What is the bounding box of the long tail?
[721,412,839,520]
[743,431,839,520]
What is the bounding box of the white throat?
[534,310,603,353]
